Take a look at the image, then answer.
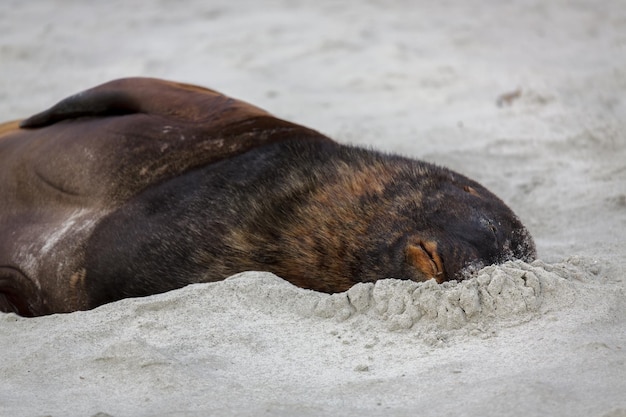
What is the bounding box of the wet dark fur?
[0,78,535,316]
[85,140,535,307]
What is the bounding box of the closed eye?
[406,240,445,283]
[419,241,442,277]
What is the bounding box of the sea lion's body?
[0,78,535,316]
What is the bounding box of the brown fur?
[0,78,536,316]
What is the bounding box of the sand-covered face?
[277,145,537,289]
[402,177,537,283]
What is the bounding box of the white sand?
[1,1,625,416]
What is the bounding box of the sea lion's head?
[396,170,536,283]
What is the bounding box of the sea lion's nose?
[478,215,502,248]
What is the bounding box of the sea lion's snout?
[439,212,536,281]
[403,181,536,283]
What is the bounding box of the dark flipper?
[20,91,141,128]
[19,77,272,129]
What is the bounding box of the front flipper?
[20,91,140,128]
[19,77,271,128]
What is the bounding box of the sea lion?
[0,77,536,316]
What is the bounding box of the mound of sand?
[2,257,623,416]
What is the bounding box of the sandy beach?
[1,1,625,416]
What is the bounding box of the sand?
[1,1,625,416]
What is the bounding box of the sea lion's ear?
[406,240,445,283]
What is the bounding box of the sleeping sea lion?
[0,77,536,316]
